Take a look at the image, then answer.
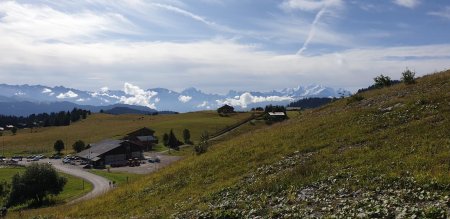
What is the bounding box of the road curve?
[50,161,111,204]
[21,159,111,204]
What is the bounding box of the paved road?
[21,159,111,204]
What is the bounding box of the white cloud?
[0,1,137,43]
[56,90,78,99]
[76,98,85,102]
[100,87,109,93]
[393,0,420,9]
[428,7,450,20]
[281,0,343,12]
[154,97,160,103]
[119,83,158,109]
[42,88,52,93]
[197,101,208,108]
[216,92,294,108]
[178,95,192,103]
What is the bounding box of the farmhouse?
[77,139,143,167]
[123,127,158,151]
[268,112,286,116]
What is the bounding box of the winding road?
[20,159,111,204]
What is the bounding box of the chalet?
[268,112,286,116]
[77,139,143,167]
[123,127,158,151]
[5,125,14,130]
[0,127,4,131]
[286,107,302,111]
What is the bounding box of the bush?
[194,132,210,155]
[7,163,67,207]
[374,74,392,88]
[401,69,416,84]
[347,94,364,104]
[0,181,10,207]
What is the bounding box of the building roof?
[126,127,155,137]
[136,136,157,142]
[268,112,286,116]
[77,139,123,159]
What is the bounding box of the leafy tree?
[7,163,67,207]
[11,127,17,135]
[183,129,192,144]
[162,133,169,146]
[54,140,65,154]
[0,131,3,137]
[401,69,416,84]
[72,140,86,153]
[0,180,10,207]
[194,131,210,155]
[374,74,392,88]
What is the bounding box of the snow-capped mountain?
[0,83,350,114]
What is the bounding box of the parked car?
[12,156,23,161]
[31,157,39,161]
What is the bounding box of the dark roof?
[126,127,155,137]
[77,139,123,159]
[136,136,156,141]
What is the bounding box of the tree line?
[0,108,91,129]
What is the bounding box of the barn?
[77,139,143,167]
[123,127,158,151]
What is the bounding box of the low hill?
[1,111,251,156]
[17,70,450,218]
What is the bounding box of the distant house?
[123,127,158,151]
[268,112,286,116]
[0,127,4,131]
[77,139,143,167]
[5,125,14,130]
[286,107,302,111]
[217,104,235,114]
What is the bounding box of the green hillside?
[0,111,251,156]
[16,70,450,218]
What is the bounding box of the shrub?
[194,132,210,155]
[374,74,392,88]
[401,69,416,84]
[347,94,364,104]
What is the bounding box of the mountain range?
[0,83,350,116]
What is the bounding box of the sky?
[0,0,449,93]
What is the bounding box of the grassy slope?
[1,111,250,156]
[88,170,142,186]
[19,70,450,218]
[0,167,93,206]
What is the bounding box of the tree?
[183,129,191,144]
[401,69,416,84]
[194,131,210,155]
[374,74,392,88]
[162,133,169,146]
[72,140,86,153]
[7,163,67,207]
[54,140,65,154]
[0,180,10,207]
[217,104,235,114]
[167,129,180,149]
[11,127,17,135]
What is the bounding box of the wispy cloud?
[428,6,450,20]
[279,0,344,55]
[216,92,294,108]
[393,0,420,9]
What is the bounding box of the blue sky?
[0,0,449,93]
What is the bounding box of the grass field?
[88,169,142,186]
[12,70,450,218]
[0,111,251,156]
[0,166,93,207]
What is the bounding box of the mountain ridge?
[0,83,350,114]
